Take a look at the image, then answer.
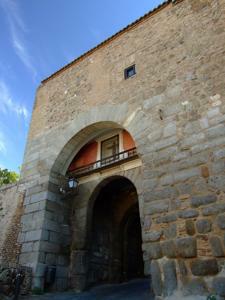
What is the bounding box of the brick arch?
[49,104,149,178]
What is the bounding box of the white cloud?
[1,0,26,31]
[11,27,37,79]
[0,79,29,120]
[0,0,37,79]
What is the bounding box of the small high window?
[124,65,136,79]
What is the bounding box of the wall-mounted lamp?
[68,177,79,189]
[59,177,79,196]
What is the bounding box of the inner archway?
[87,177,144,287]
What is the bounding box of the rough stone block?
[148,242,163,259]
[209,236,224,257]
[174,168,200,182]
[190,259,219,276]
[162,240,177,258]
[191,194,217,208]
[33,241,40,252]
[217,214,225,230]
[30,191,48,204]
[143,215,152,230]
[21,213,44,232]
[21,242,33,253]
[156,213,177,224]
[163,260,177,296]
[196,219,212,234]
[208,175,225,191]
[24,201,46,214]
[176,237,197,258]
[177,259,187,279]
[206,124,225,139]
[143,230,162,242]
[25,230,42,242]
[178,209,199,219]
[212,148,225,161]
[202,203,225,216]
[164,224,177,239]
[19,252,39,265]
[182,133,205,148]
[39,241,60,253]
[143,94,165,110]
[185,219,195,236]
[176,183,192,195]
[212,161,225,174]
[160,174,174,186]
[144,200,169,215]
[147,187,178,202]
[163,122,176,138]
[151,260,162,296]
[43,219,61,232]
[149,136,177,152]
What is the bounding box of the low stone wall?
[0,183,24,265]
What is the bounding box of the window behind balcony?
[101,135,119,160]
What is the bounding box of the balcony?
[68,147,138,178]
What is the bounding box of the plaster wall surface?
[16,0,225,297]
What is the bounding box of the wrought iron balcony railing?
[68,147,138,178]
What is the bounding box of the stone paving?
[22,279,153,300]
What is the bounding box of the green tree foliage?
[0,168,19,186]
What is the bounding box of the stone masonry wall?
[0,184,24,265]
[18,0,225,297]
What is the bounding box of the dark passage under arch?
[87,177,144,287]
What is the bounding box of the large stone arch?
[70,168,144,251]
[70,173,145,290]
[19,104,149,291]
[46,103,149,179]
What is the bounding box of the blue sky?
[0,0,164,172]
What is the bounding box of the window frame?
[124,64,136,79]
[100,134,119,160]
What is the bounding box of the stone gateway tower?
[1,0,225,298]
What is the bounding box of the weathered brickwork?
[0,184,24,265]
[9,0,225,297]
